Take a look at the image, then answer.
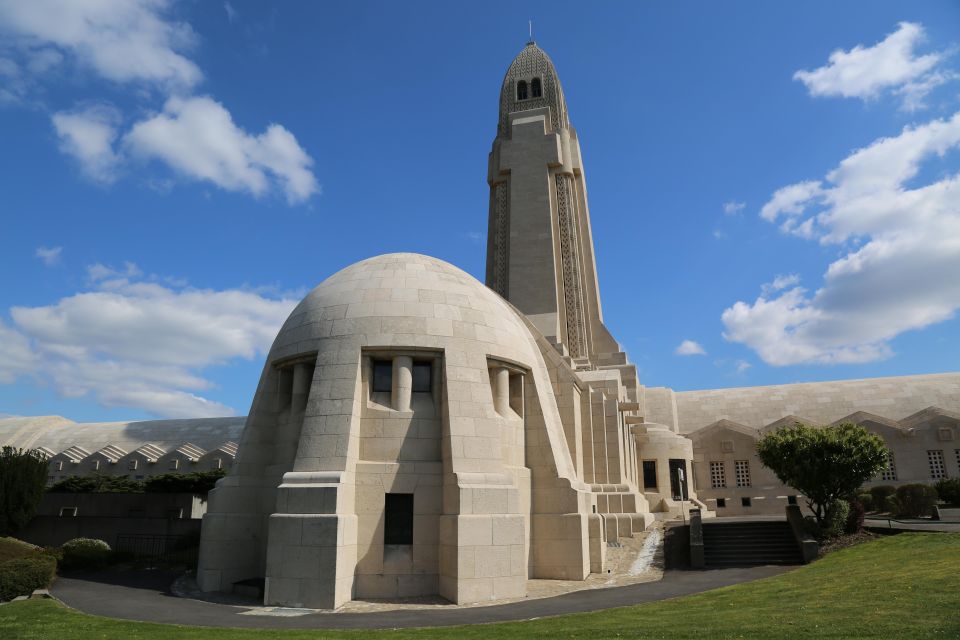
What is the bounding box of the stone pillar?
[291,363,311,414]
[492,367,511,416]
[392,356,413,412]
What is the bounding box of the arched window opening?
[516,80,528,101]
[531,77,542,98]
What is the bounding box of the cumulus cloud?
[0,265,298,417]
[723,111,960,366]
[0,0,201,89]
[723,201,745,215]
[51,105,122,184]
[794,22,953,111]
[124,96,318,204]
[675,340,707,356]
[0,1,319,204]
[35,246,63,266]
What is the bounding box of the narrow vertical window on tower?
[530,77,542,98]
[516,80,528,100]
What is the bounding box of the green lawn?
[2,533,958,639]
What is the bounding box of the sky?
[1,0,959,423]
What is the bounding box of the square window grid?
[709,462,726,489]
[735,460,751,488]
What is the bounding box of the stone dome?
[267,252,543,368]
[497,42,570,137]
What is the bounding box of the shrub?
[144,469,226,494]
[823,500,850,538]
[890,484,938,518]
[845,498,865,534]
[0,447,49,536]
[48,475,143,493]
[934,478,960,506]
[61,538,111,570]
[856,492,874,512]
[869,485,896,510]
[0,555,56,601]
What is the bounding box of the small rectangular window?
[787,495,798,506]
[128,459,138,470]
[716,498,726,508]
[642,460,657,489]
[169,459,180,471]
[741,497,751,508]
[59,507,78,517]
[881,452,898,481]
[928,450,947,479]
[412,361,432,393]
[384,493,414,545]
[709,462,726,489]
[55,460,64,471]
[735,460,751,488]
[372,359,392,393]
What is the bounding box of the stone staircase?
[702,520,804,567]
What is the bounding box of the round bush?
[61,538,111,570]
[845,498,865,534]
[869,485,896,510]
[856,492,874,512]
[823,500,850,538]
[0,555,56,601]
[935,478,960,506]
[891,484,938,518]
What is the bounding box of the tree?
[0,447,50,536]
[756,422,888,526]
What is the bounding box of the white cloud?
[675,339,706,356]
[1,1,318,204]
[35,246,62,266]
[125,96,319,204]
[761,274,800,297]
[724,111,960,366]
[723,201,745,215]
[51,105,122,184]
[0,0,201,89]
[223,1,237,23]
[735,360,751,374]
[794,22,953,111]
[0,266,299,417]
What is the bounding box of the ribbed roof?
[497,42,570,136]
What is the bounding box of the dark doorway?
[642,460,657,489]
[668,459,688,500]
[384,493,414,545]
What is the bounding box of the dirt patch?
[818,530,878,556]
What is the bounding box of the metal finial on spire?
[528,20,534,45]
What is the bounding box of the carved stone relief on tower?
[490,181,510,298]
[555,173,587,358]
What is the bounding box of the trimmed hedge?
[935,478,960,506]
[48,469,226,495]
[869,485,896,510]
[0,554,56,601]
[856,492,874,512]
[61,538,111,570]
[890,484,938,518]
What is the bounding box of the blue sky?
[1,0,958,422]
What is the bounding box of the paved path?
[865,518,960,533]
[51,565,794,630]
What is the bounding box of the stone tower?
[485,42,620,367]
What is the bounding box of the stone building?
[3,41,960,609]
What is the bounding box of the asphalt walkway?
[51,565,794,630]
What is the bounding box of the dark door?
[669,459,688,500]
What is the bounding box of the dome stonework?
[498,42,570,136]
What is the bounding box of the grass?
[1,533,958,639]
[0,537,38,564]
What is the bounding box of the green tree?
[0,447,50,536]
[756,422,888,526]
